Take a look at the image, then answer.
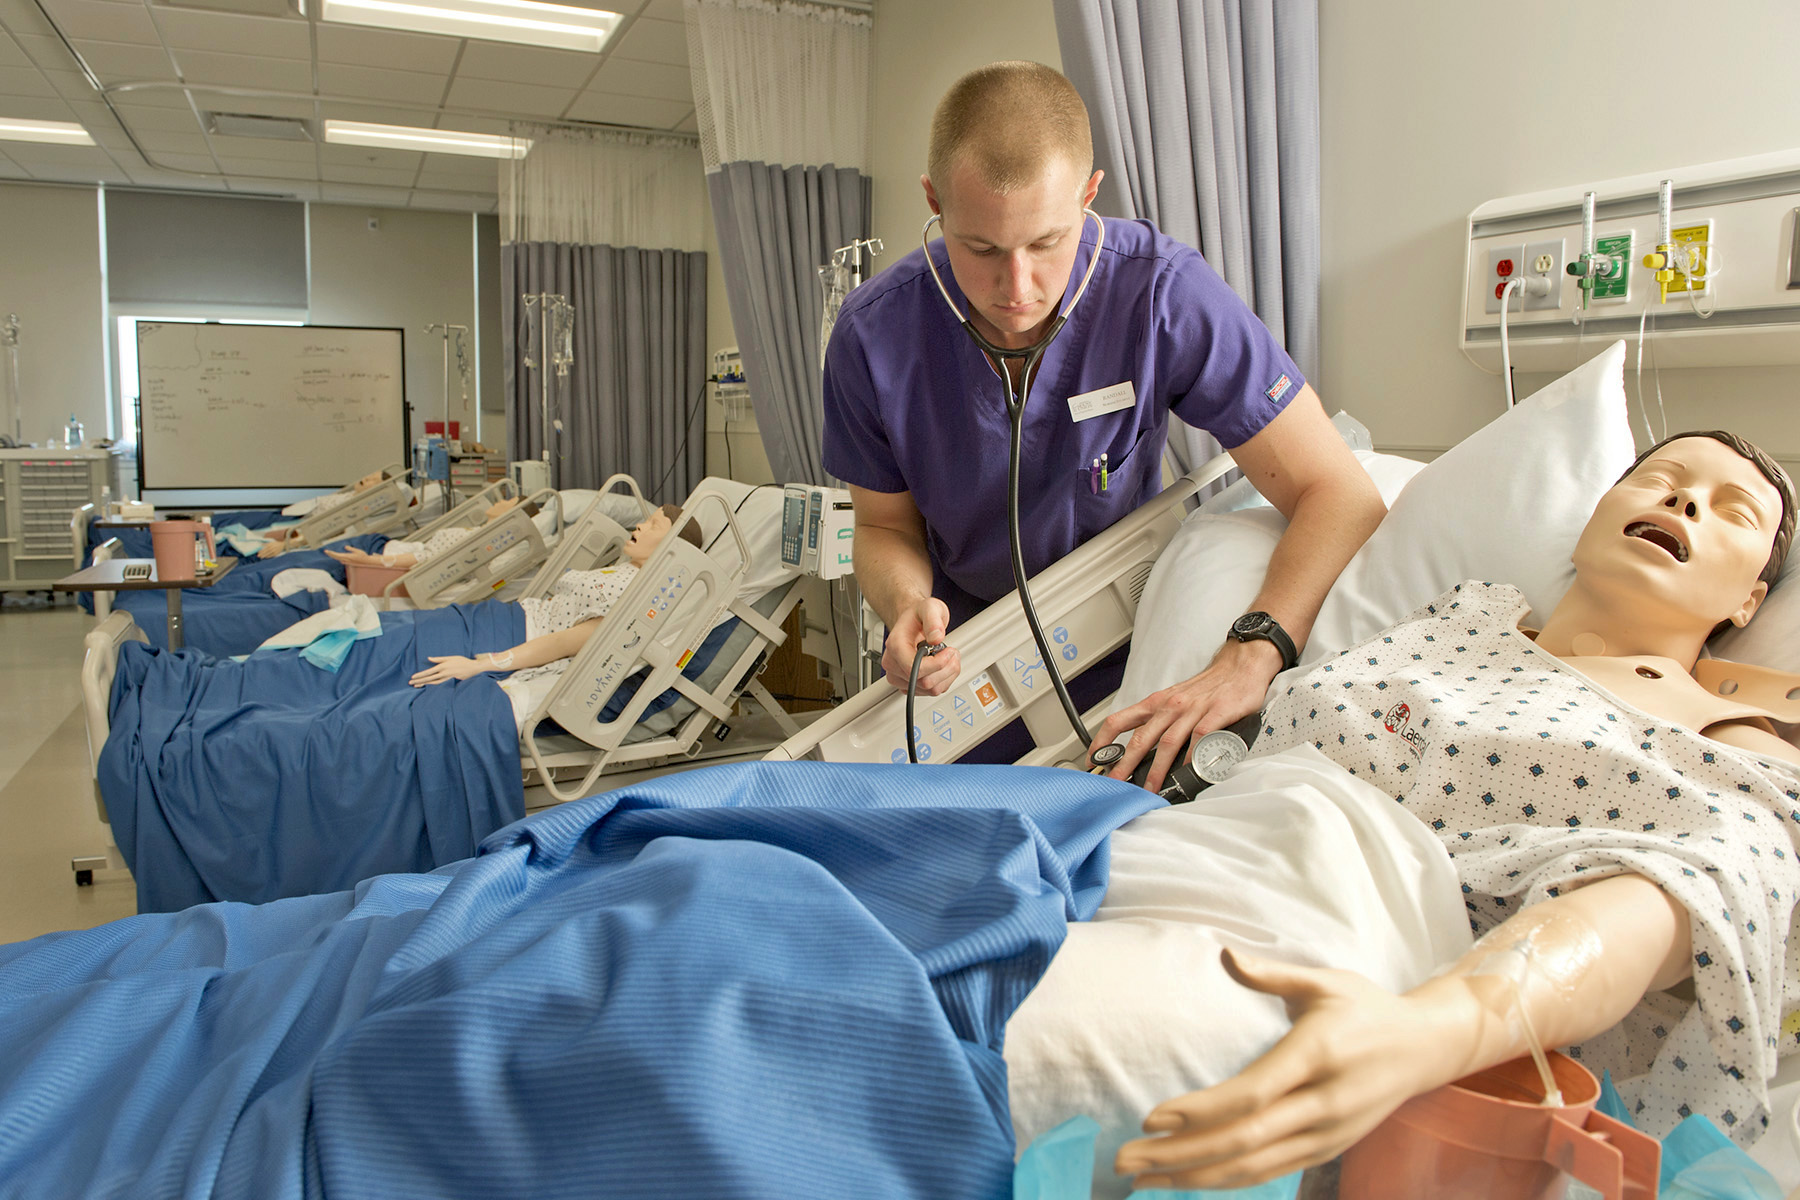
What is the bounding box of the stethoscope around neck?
[909,209,1120,765]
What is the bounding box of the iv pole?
[1,315,20,448]
[521,293,573,488]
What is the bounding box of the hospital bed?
[284,467,420,548]
[764,452,1238,769]
[519,479,805,801]
[393,476,520,546]
[388,474,650,609]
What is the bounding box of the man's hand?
[1088,637,1282,791]
[1113,949,1466,1191]
[882,597,961,695]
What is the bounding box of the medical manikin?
[257,468,410,557]
[1117,432,1800,1190]
[325,495,541,572]
[407,505,700,687]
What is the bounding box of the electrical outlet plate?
[1665,219,1714,294]
[1484,243,1527,314]
[1591,230,1633,303]
[1522,237,1565,311]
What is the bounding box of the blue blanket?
[83,509,288,564]
[0,763,1158,1200]
[100,601,527,912]
[111,533,390,656]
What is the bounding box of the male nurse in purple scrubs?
[821,61,1384,788]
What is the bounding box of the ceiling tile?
[203,94,316,118]
[673,109,695,133]
[46,68,104,100]
[214,155,315,179]
[408,189,487,211]
[110,103,206,132]
[131,127,212,152]
[205,133,317,162]
[314,24,461,72]
[588,55,689,102]
[0,96,80,120]
[0,141,118,168]
[316,183,412,205]
[12,34,79,70]
[436,114,509,135]
[38,0,164,45]
[563,89,689,128]
[445,76,573,119]
[317,101,431,126]
[317,63,446,105]
[0,65,60,98]
[321,162,417,185]
[103,83,192,107]
[172,49,312,90]
[417,151,499,177]
[609,17,685,66]
[151,9,311,59]
[641,0,683,20]
[137,149,219,171]
[319,141,421,170]
[0,36,34,69]
[69,38,178,80]
[453,42,599,89]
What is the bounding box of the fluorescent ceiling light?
[0,118,95,146]
[323,120,530,160]
[320,0,620,52]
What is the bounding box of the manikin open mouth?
[1625,521,1689,562]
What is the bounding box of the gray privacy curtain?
[708,160,871,486]
[502,243,707,502]
[1055,0,1321,468]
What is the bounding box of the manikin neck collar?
[921,208,1105,360]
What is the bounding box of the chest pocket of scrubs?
[1074,425,1157,511]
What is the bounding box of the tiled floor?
[0,602,136,944]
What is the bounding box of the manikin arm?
[1116,874,1691,1191]
[409,617,603,687]
[847,483,962,694]
[325,546,419,570]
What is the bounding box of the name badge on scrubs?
[1067,381,1136,423]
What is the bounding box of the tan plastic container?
[1339,1052,1660,1200]
[148,519,216,583]
[344,561,409,598]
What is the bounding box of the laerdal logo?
[1384,702,1426,759]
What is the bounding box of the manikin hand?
[409,655,491,687]
[325,547,381,567]
[1115,948,1458,1191]
[1089,637,1281,791]
[882,597,961,695]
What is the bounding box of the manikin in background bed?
[256,467,415,556]
[325,493,541,571]
[1115,431,1800,1192]
[408,504,701,691]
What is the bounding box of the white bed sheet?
[1004,744,1470,1199]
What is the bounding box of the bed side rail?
[515,503,632,603]
[81,610,148,824]
[763,452,1236,766]
[404,477,520,543]
[522,486,753,802]
[292,472,415,547]
[397,506,549,608]
[85,535,125,618]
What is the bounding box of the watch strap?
[1231,612,1298,672]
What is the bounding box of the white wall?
[1318,0,1800,470]
[0,183,106,446]
[308,203,478,450]
[867,0,1062,273]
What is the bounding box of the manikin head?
[623,503,703,567]
[921,62,1103,351]
[1570,432,1794,641]
[482,496,540,523]
[352,470,386,493]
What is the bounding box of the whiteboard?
[137,323,408,491]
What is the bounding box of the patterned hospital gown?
[384,527,477,562]
[1256,582,1800,1142]
[517,564,640,641]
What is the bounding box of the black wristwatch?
[1228,611,1298,672]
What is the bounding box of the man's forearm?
[853,524,936,629]
[1249,474,1384,651]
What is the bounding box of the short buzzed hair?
[928,61,1093,197]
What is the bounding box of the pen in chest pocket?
[1081,453,1111,493]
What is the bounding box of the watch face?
[1232,612,1269,637]
[1192,729,1251,783]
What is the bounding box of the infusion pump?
[781,484,854,579]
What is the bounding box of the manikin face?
[923,155,1102,350]
[623,511,672,567]
[484,496,522,522]
[353,470,385,493]
[1574,437,1783,631]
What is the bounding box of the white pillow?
[1709,505,1800,673]
[1116,450,1427,711]
[1298,340,1636,669]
